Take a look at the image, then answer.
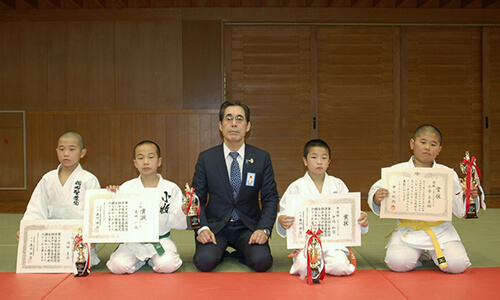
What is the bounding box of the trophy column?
[306,224,325,285]
[183,184,201,230]
[459,151,481,219]
[74,228,90,277]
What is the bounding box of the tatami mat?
[2,210,500,273]
[380,267,500,299]
[42,271,405,300]
[1,210,499,299]
[3,269,499,300]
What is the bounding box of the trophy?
[305,223,325,285]
[459,151,481,219]
[74,228,90,277]
[183,183,201,230]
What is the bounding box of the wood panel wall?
[183,20,223,109]
[0,112,25,189]
[406,27,482,171]
[0,20,184,111]
[114,21,183,110]
[47,22,115,110]
[1,111,220,203]
[225,24,494,197]
[0,8,499,212]
[225,26,313,195]
[487,27,500,194]
[0,22,47,110]
[316,26,397,194]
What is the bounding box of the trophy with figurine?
[183,183,201,230]
[305,223,325,285]
[73,228,90,277]
[459,151,483,219]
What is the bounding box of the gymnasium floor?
[1,210,499,299]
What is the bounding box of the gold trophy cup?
[460,151,479,219]
[306,223,324,284]
[183,184,201,230]
[74,228,90,277]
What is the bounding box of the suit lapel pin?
[245,158,254,164]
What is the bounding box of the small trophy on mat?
[459,151,481,219]
[306,223,325,285]
[183,183,201,230]
[74,228,90,277]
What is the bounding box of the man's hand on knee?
[249,229,269,245]
[197,229,217,245]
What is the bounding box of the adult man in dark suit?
[191,100,279,272]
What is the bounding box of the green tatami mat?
[2,210,499,273]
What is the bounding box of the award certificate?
[17,219,83,273]
[380,167,454,221]
[83,189,159,243]
[287,192,361,249]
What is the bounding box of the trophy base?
[465,202,478,219]
[309,267,321,284]
[187,215,201,231]
[75,261,90,277]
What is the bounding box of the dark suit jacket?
[191,144,279,235]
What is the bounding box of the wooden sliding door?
[316,27,397,194]
[406,27,482,175]
[225,26,313,194]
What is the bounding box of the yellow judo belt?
[386,220,447,269]
[150,232,171,256]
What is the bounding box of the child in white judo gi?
[18,131,101,267]
[106,140,192,274]
[369,124,479,274]
[277,139,369,278]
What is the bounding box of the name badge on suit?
[246,172,256,187]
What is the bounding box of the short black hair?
[219,101,250,122]
[59,131,84,149]
[133,140,161,158]
[413,124,442,144]
[304,139,331,158]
